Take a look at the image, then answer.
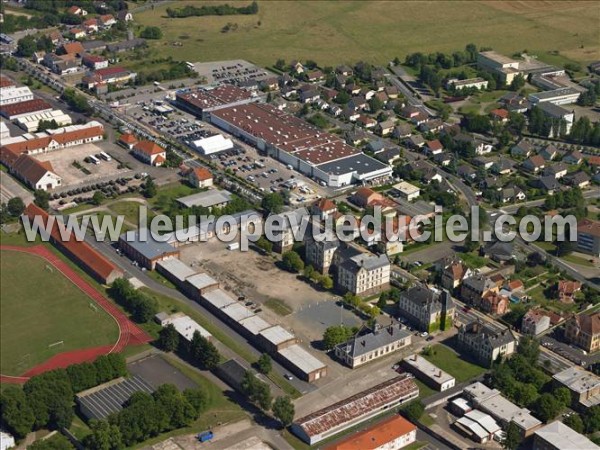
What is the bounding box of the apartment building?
[564,312,600,353]
[335,246,390,296]
[457,321,516,367]
[305,230,340,274]
[397,285,454,333]
[270,208,309,254]
[576,218,600,257]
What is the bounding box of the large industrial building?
[292,374,419,445]
[210,103,392,187]
[175,85,257,119]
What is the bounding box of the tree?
[241,371,272,411]
[502,422,522,450]
[583,406,600,433]
[534,393,562,422]
[140,26,163,39]
[83,420,123,450]
[7,197,25,217]
[322,325,354,350]
[183,388,208,415]
[189,330,220,369]
[509,74,526,91]
[256,354,272,374]
[319,274,333,290]
[554,387,572,407]
[142,176,157,198]
[517,336,540,364]
[255,236,273,254]
[92,191,105,206]
[0,386,35,438]
[402,400,424,422]
[272,396,295,427]
[34,189,50,210]
[261,192,284,214]
[303,264,315,281]
[17,35,37,57]
[274,59,286,70]
[563,414,584,433]
[281,251,304,272]
[368,96,383,113]
[157,324,180,352]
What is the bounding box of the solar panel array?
[77,375,155,420]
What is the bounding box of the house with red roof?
[99,14,116,28]
[57,41,85,56]
[557,280,582,303]
[311,198,337,219]
[82,66,136,89]
[118,133,138,149]
[188,167,213,188]
[0,148,62,190]
[82,54,108,70]
[82,18,99,33]
[67,5,87,15]
[490,108,509,123]
[133,140,166,166]
[425,139,444,155]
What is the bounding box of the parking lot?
[128,355,198,391]
[35,143,131,187]
[191,59,275,85]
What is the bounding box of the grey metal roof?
[535,421,600,449]
[177,189,233,208]
[278,344,326,375]
[119,230,177,260]
[156,258,196,283]
[530,87,579,101]
[336,325,411,358]
[401,285,449,313]
[76,376,154,420]
[316,153,390,176]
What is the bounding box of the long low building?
[210,103,392,187]
[155,311,212,342]
[277,344,328,382]
[118,231,180,269]
[192,134,234,155]
[176,85,257,119]
[0,98,53,120]
[402,354,456,391]
[292,374,419,445]
[529,87,581,106]
[16,110,73,132]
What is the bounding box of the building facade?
[397,285,455,333]
[457,322,516,367]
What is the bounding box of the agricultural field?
[135,1,599,67]
[0,250,119,375]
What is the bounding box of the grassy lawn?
[414,379,437,400]
[139,288,302,399]
[0,250,119,375]
[108,201,155,228]
[562,254,596,268]
[131,355,247,449]
[264,298,293,316]
[145,270,178,290]
[535,241,557,252]
[135,1,599,67]
[458,252,490,269]
[68,414,92,441]
[421,344,486,383]
[404,443,427,450]
[151,181,200,212]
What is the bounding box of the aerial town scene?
[0,1,599,450]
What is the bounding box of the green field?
[422,344,486,382]
[135,1,599,67]
[0,251,119,375]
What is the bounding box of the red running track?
[0,245,151,384]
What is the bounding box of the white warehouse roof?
[239,315,272,335]
[202,288,236,309]
[156,258,197,283]
[166,314,212,341]
[220,303,255,322]
[278,344,327,375]
[259,325,296,345]
[192,134,234,155]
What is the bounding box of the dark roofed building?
[398,285,455,333]
[458,321,516,367]
[118,230,180,269]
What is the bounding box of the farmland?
[0,250,119,375]
[135,1,599,68]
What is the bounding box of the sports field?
[135,1,599,67]
[0,250,119,376]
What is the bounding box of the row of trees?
[240,370,295,427]
[61,89,92,115]
[529,107,600,145]
[108,278,158,323]
[0,197,26,224]
[0,354,126,438]
[84,384,207,448]
[166,1,258,18]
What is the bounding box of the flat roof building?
[155,312,212,342]
[259,325,297,352]
[529,87,580,106]
[402,354,456,391]
[393,181,420,201]
[156,258,197,287]
[192,134,234,155]
[184,272,220,299]
[176,189,233,210]
[238,315,272,337]
[533,420,599,450]
[118,231,180,270]
[291,374,418,445]
[175,85,256,119]
[201,288,236,310]
[0,86,34,106]
[277,344,328,382]
[553,366,600,408]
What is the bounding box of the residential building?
[564,312,600,353]
[566,171,591,188]
[57,41,85,56]
[536,102,575,136]
[521,309,551,336]
[397,285,455,333]
[43,53,81,75]
[402,354,456,391]
[187,167,213,188]
[441,260,472,290]
[557,280,581,303]
[393,181,420,201]
[336,247,390,296]
[82,66,137,90]
[305,231,339,274]
[511,140,535,158]
[132,140,166,166]
[334,324,411,368]
[118,132,138,149]
[463,382,542,437]
[323,415,417,450]
[424,139,443,155]
[460,274,497,305]
[523,155,546,173]
[82,54,108,70]
[376,118,396,136]
[269,208,309,253]
[544,162,568,179]
[457,322,516,367]
[490,108,509,123]
[553,367,600,409]
[533,420,599,450]
[480,291,509,315]
[117,10,133,21]
[291,374,419,445]
[576,218,600,257]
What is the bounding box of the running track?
[0,245,151,384]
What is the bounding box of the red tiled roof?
[23,204,122,283]
[526,155,546,168]
[2,125,104,155]
[67,5,81,14]
[490,108,509,119]
[60,42,85,55]
[558,280,582,296]
[11,154,56,185]
[508,279,524,291]
[0,76,15,88]
[134,140,165,156]
[587,156,600,166]
[94,66,130,79]
[426,139,443,151]
[119,133,138,144]
[314,198,336,213]
[192,167,212,181]
[99,14,115,23]
[0,98,52,118]
[573,312,600,336]
[323,415,416,450]
[153,155,166,164]
[578,218,600,238]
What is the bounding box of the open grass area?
[0,250,119,375]
[131,355,247,449]
[458,252,490,269]
[108,201,155,228]
[562,254,596,268]
[151,181,200,212]
[422,344,486,382]
[135,1,599,67]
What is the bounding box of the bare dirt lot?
[35,143,131,187]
